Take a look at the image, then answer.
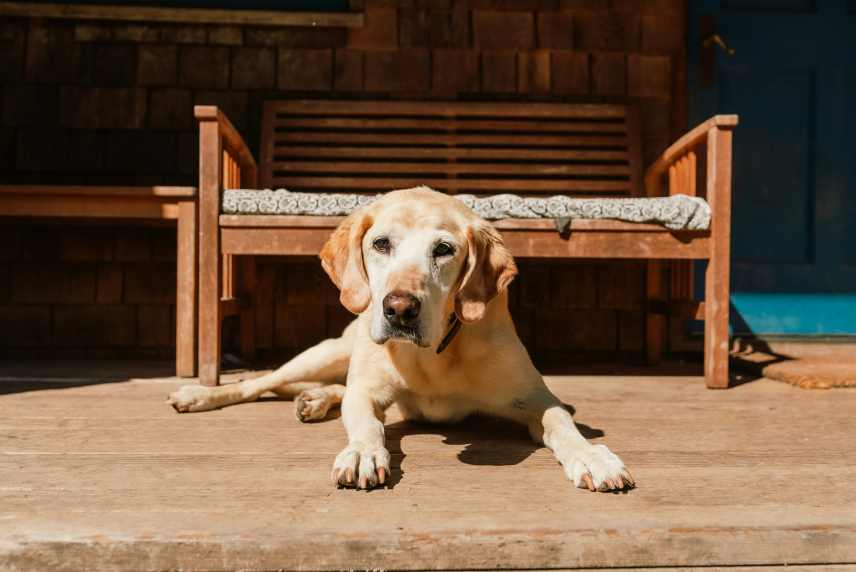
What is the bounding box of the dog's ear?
[455,221,518,323]
[320,209,373,314]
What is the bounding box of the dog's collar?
[436,314,462,354]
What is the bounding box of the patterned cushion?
[222,187,711,231]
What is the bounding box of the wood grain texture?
[221,227,710,259]
[197,119,222,387]
[0,364,853,570]
[0,2,364,27]
[0,185,196,198]
[263,100,639,196]
[239,256,256,362]
[704,127,733,389]
[175,201,197,378]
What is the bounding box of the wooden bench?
[195,101,736,389]
[0,185,198,377]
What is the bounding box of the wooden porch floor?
[1,361,855,571]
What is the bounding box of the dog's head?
[320,187,517,349]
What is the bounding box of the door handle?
[699,15,734,88]
[703,34,736,57]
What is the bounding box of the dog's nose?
[383,291,421,326]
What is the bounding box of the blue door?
[689,0,856,334]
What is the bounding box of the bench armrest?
[194,105,258,188]
[643,115,738,197]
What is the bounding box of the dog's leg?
[331,382,392,490]
[167,326,354,413]
[494,384,634,492]
[293,383,346,422]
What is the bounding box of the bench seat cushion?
[222,187,711,231]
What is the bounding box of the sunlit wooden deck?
[1,361,854,571]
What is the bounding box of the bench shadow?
[727,307,795,388]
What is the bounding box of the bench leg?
[198,242,221,386]
[703,127,733,389]
[175,201,198,378]
[704,255,730,389]
[198,119,222,387]
[646,260,666,366]
[239,255,256,362]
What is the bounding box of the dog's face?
[320,187,517,349]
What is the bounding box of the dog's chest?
[396,390,475,423]
[392,355,482,422]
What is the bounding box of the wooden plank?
[272,161,631,177]
[646,260,666,366]
[274,132,629,147]
[218,214,694,233]
[259,103,277,189]
[0,196,181,220]
[269,100,628,118]
[222,254,234,301]
[267,177,632,193]
[0,2,365,27]
[239,256,256,362]
[687,150,697,196]
[2,372,855,570]
[500,231,711,260]
[220,215,341,228]
[221,227,711,259]
[626,105,644,198]
[175,201,197,379]
[222,228,329,256]
[274,118,628,133]
[704,127,734,389]
[0,185,197,198]
[197,119,222,387]
[272,146,630,162]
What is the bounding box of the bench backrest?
[259,100,642,197]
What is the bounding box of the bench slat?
[0,185,197,198]
[272,161,631,177]
[267,177,632,193]
[269,100,628,118]
[273,132,628,147]
[219,214,700,233]
[271,146,629,161]
[220,226,710,259]
[260,100,643,198]
[274,118,628,133]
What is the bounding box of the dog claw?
[581,473,595,491]
[623,470,636,487]
[377,467,386,485]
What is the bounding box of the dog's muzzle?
[380,291,424,345]
[383,291,421,328]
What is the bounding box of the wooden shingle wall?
[0,0,686,362]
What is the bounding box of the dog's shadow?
[378,404,604,489]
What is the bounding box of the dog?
[167,187,634,492]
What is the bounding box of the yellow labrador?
[168,187,634,492]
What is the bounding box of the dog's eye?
[372,237,391,254]
[433,242,454,257]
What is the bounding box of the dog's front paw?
[331,442,390,490]
[561,444,634,492]
[166,384,215,413]
[295,388,333,422]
